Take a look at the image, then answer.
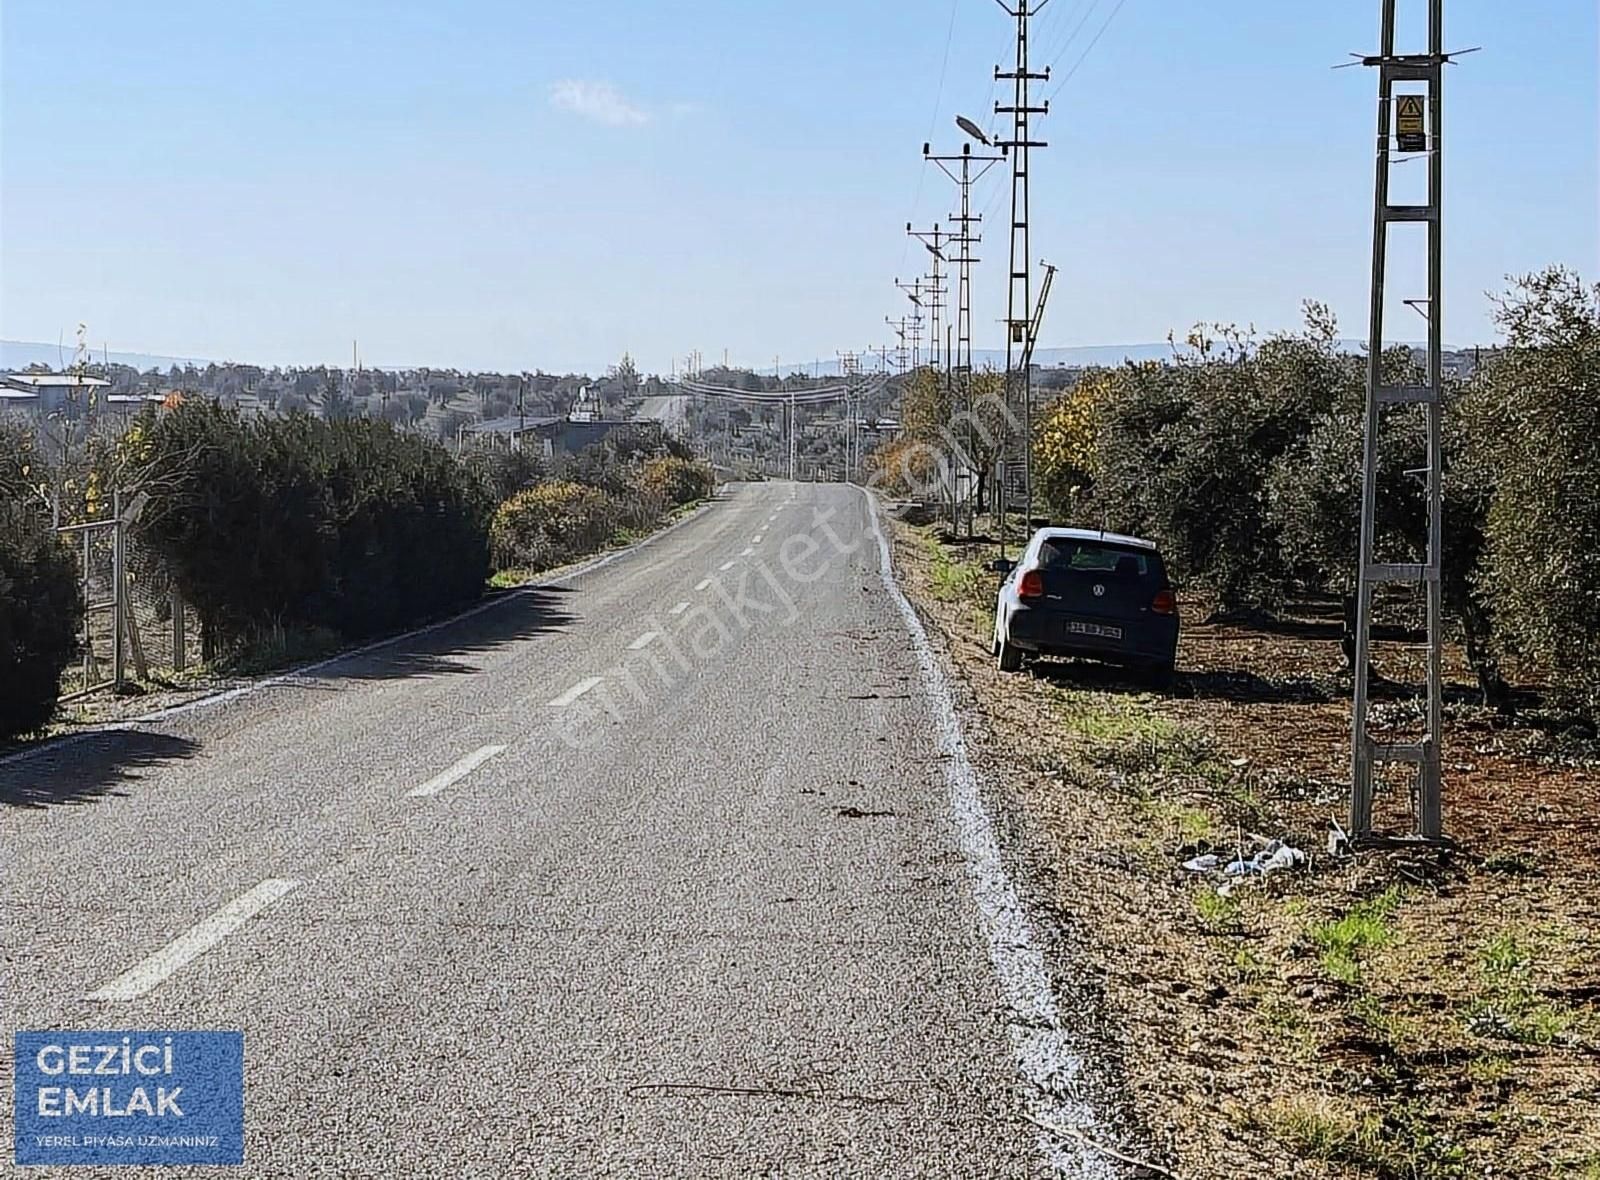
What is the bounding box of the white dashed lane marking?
[85,879,302,1001]
[695,579,712,592]
[408,743,506,798]
[669,601,690,615]
[719,561,735,571]
[628,632,659,651]
[548,677,602,708]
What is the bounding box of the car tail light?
[1018,569,1045,600]
[1152,589,1177,615]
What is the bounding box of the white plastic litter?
[1182,854,1221,873]
[1224,839,1307,877]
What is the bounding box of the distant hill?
[7,337,1475,382]
[1,339,214,373]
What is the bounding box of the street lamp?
[955,115,991,146]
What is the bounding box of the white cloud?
[548,80,652,128]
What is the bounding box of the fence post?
[112,489,125,689]
[81,527,98,686]
[172,589,187,672]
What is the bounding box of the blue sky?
[2,0,1594,373]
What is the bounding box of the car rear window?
[1037,538,1154,577]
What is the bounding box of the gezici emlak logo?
[13,1031,244,1166]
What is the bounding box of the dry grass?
[891,516,1600,1179]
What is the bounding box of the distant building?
[567,384,600,422]
[105,393,168,419]
[466,414,661,458]
[1,372,112,416]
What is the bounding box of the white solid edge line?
[547,677,602,708]
[627,631,659,651]
[0,498,727,772]
[668,601,690,615]
[861,489,1113,1180]
[407,743,507,798]
[85,879,301,1002]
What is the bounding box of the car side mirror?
[986,557,1015,575]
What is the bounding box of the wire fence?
[57,519,118,699]
[56,514,203,699]
[125,534,204,677]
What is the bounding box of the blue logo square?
[14,1031,243,1166]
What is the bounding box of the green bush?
[637,455,714,508]
[463,446,546,505]
[490,480,618,573]
[0,427,81,736]
[133,401,490,654]
[313,419,492,638]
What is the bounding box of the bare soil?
[891,515,1600,1180]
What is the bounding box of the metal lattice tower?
[925,139,1007,534]
[926,143,1005,387]
[894,279,926,367]
[885,318,910,373]
[994,0,1050,540]
[906,224,947,369]
[1350,0,1450,843]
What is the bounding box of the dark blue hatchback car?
[990,527,1179,685]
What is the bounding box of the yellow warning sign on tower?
[1396,94,1426,153]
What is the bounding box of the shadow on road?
[303,585,579,683]
[0,730,200,810]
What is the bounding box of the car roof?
[1029,526,1159,552]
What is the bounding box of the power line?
[1037,0,1101,74]
[1044,0,1130,105]
[901,0,963,277]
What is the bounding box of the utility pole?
[885,318,910,374]
[838,351,863,483]
[894,279,926,368]
[906,225,947,369]
[926,136,1007,535]
[909,229,954,525]
[1349,0,1453,844]
[994,0,1050,548]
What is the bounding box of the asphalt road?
[1,482,1057,1178]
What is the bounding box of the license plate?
[1068,620,1122,640]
